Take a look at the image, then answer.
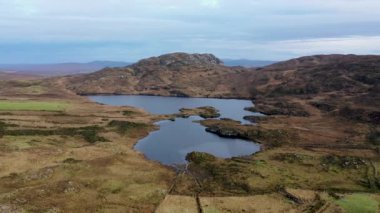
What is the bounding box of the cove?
[88,95,261,165]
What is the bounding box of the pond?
[88,95,261,165]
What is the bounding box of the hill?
[248,54,379,123]
[0,71,40,81]
[63,53,255,98]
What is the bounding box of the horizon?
[0,0,380,63]
[0,52,280,65]
[0,52,377,66]
[0,57,275,66]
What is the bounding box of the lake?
[88,95,261,165]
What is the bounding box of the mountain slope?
[247,54,380,124]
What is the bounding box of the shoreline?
[80,92,255,102]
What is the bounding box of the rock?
[57,180,81,194]
[135,52,223,68]
[24,167,55,181]
[321,155,366,169]
[284,188,317,204]
[0,204,20,213]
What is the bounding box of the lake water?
[88,95,261,165]
[89,95,262,123]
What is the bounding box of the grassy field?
[0,97,174,212]
[335,194,379,213]
[0,100,69,111]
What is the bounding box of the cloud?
[165,35,380,60]
[0,0,379,62]
[269,36,380,56]
[200,0,220,8]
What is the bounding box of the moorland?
[0,53,379,212]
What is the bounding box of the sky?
[0,0,380,63]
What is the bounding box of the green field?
[0,101,69,111]
[335,194,379,213]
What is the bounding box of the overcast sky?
[0,0,379,63]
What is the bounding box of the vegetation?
[108,120,149,135]
[4,126,106,143]
[179,106,220,119]
[268,84,319,97]
[186,152,216,164]
[0,99,173,212]
[367,128,380,145]
[0,54,379,211]
[272,153,313,164]
[321,155,366,170]
[0,101,69,111]
[254,100,310,117]
[0,121,5,137]
[62,158,82,164]
[183,149,376,196]
[335,194,378,213]
[202,119,298,147]
[310,101,336,112]
[122,110,136,116]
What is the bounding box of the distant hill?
[223,59,276,67]
[0,61,132,76]
[0,71,40,81]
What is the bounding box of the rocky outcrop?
[133,52,223,68]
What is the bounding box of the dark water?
[135,117,260,165]
[88,95,261,165]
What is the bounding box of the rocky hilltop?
[64,52,254,98]
[133,52,223,68]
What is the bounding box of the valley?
[0,53,379,212]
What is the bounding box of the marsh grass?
[4,126,106,143]
[335,194,378,213]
